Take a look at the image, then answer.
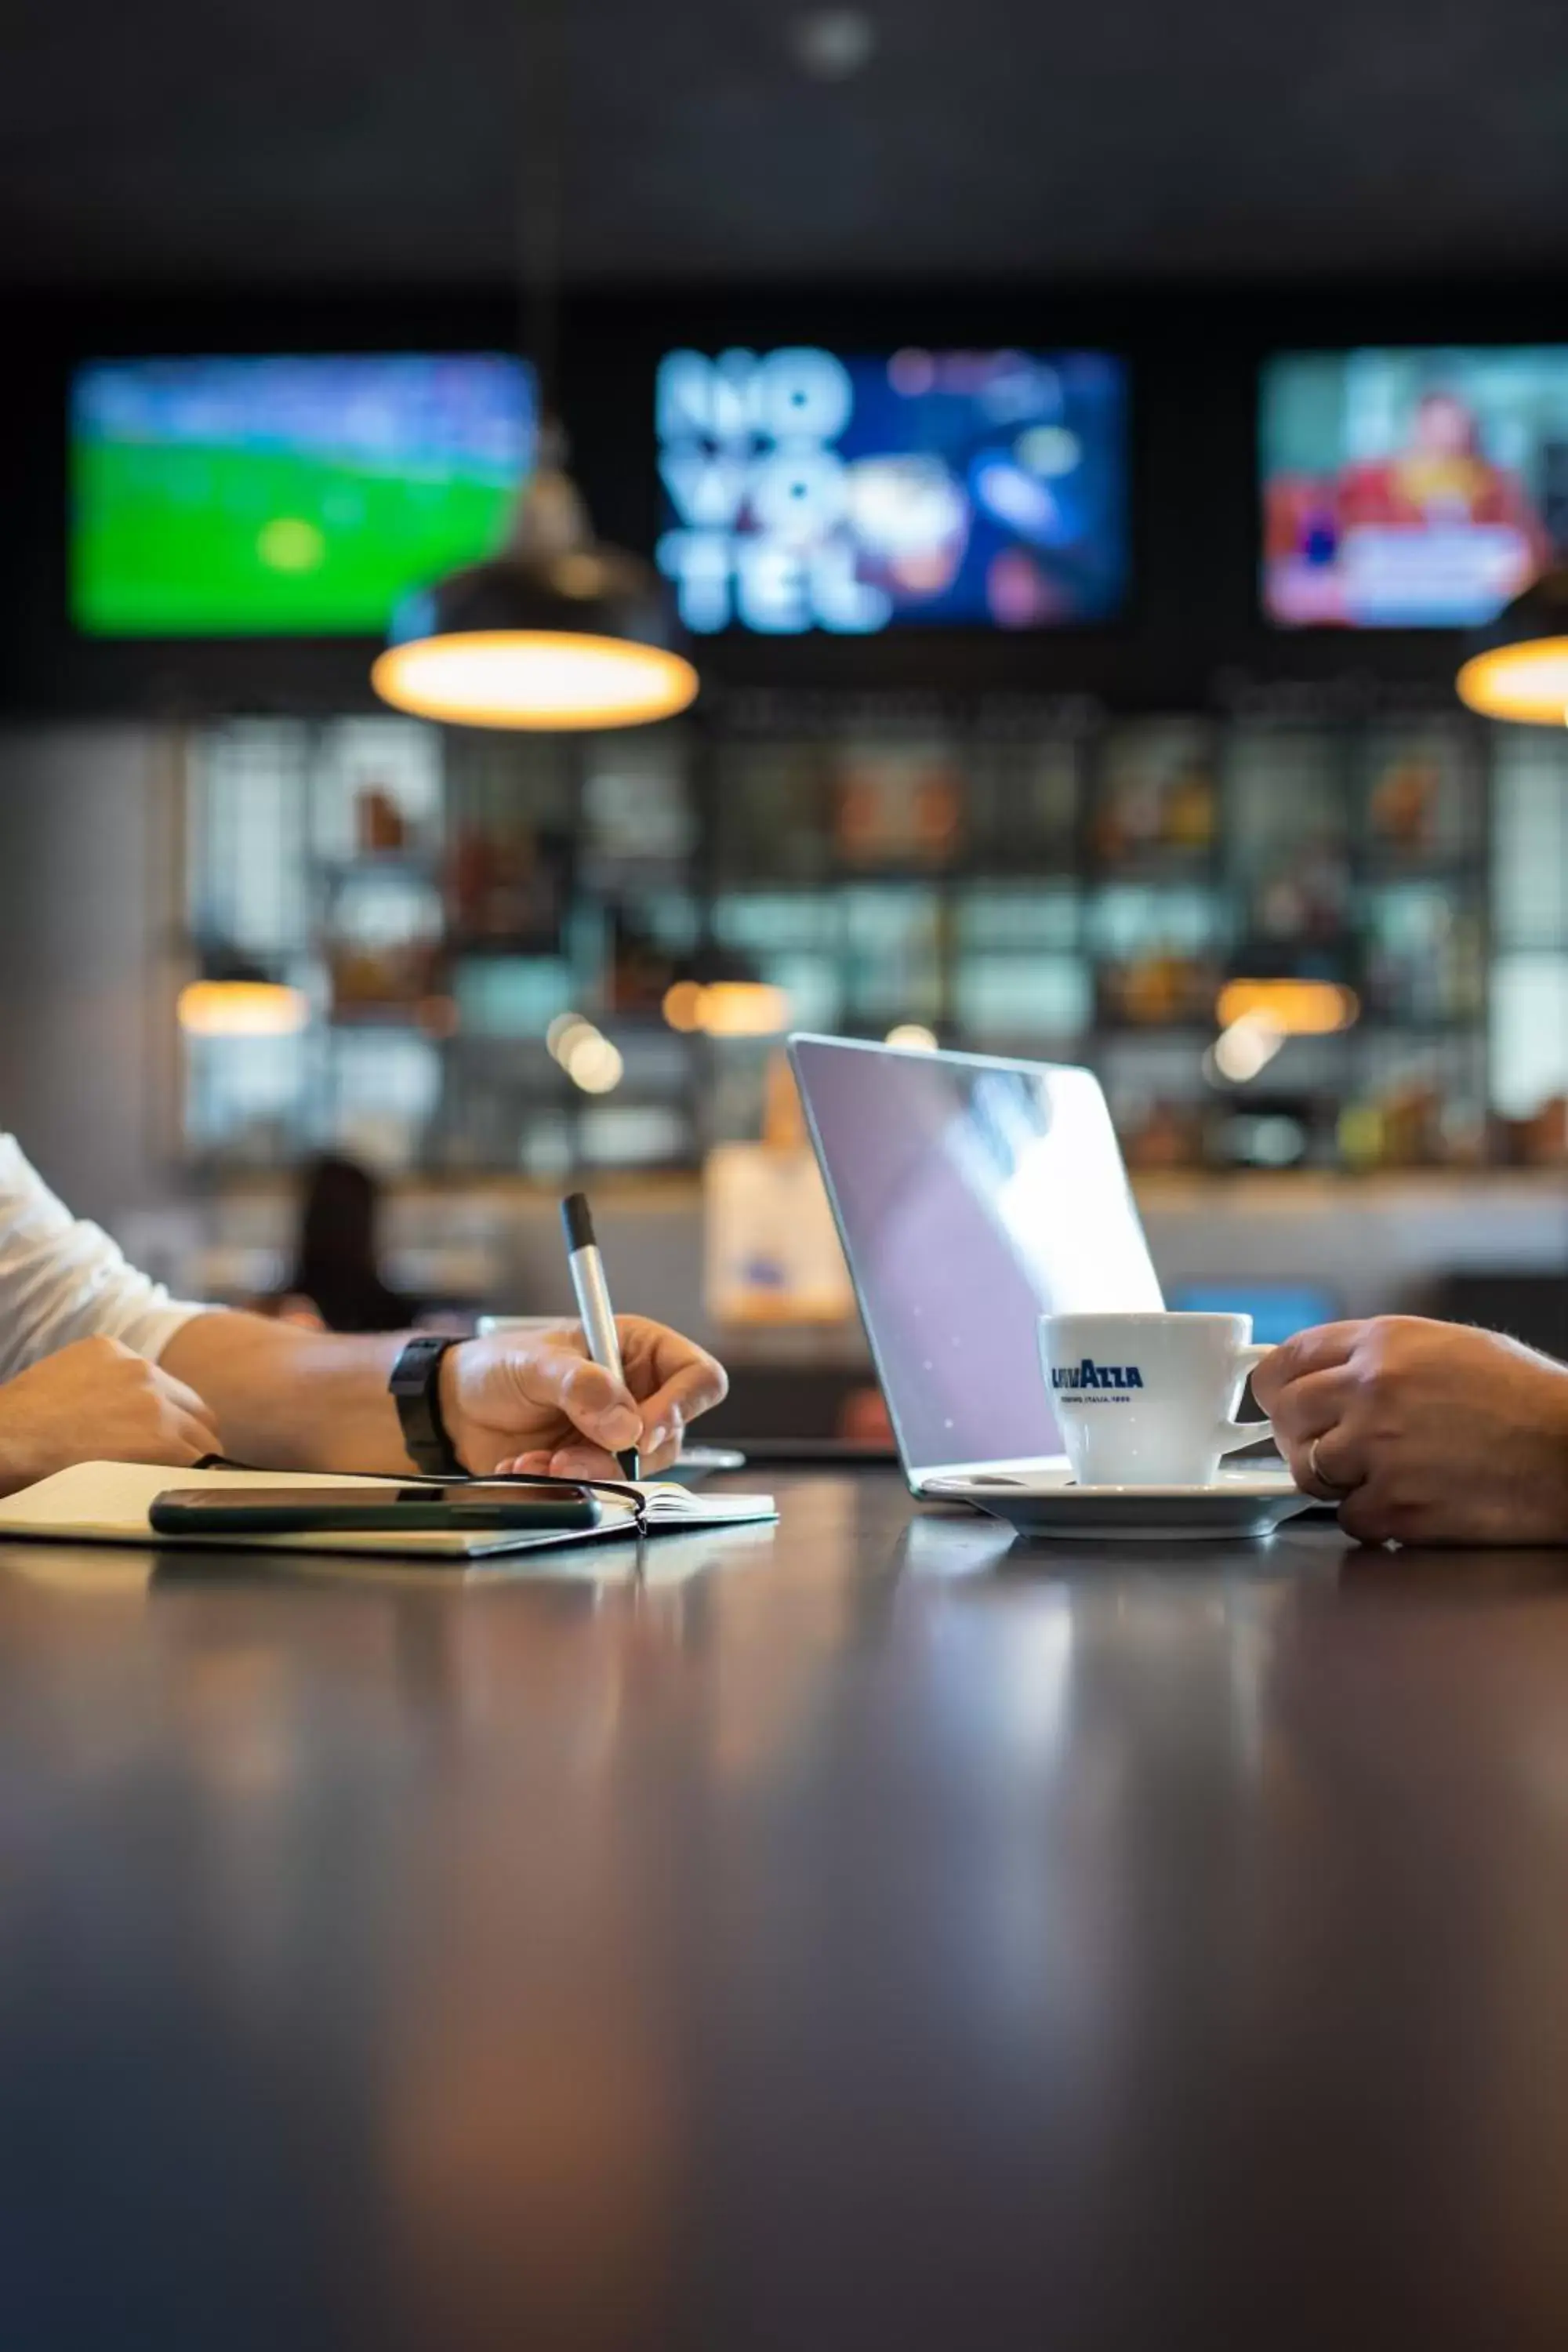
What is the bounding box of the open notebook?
[0,1461,778,1566]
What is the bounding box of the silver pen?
[561,1192,641,1482]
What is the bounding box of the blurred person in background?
[266,1153,418,1334]
[0,1133,725,1496]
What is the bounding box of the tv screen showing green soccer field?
[71,354,535,635]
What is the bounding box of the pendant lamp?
[372,434,697,730]
[178,949,309,1039]
[1456,565,1568,725]
[371,5,696,733]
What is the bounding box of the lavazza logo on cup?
[1040,1312,1273,1486]
[1050,1357,1147,1398]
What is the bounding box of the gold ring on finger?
[1308,1435,1355,1497]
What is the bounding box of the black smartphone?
[149,1483,603,1537]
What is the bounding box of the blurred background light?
[660,962,792,1037]
[662,979,706,1033]
[1206,1014,1286,1086]
[561,1028,624,1092]
[1214,979,1359,1036]
[546,1011,593,1062]
[698,983,790,1038]
[788,9,877,79]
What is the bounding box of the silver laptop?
[789,1033,1290,1502]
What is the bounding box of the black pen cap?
[561,1192,596,1253]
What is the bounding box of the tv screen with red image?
[1261,347,1568,628]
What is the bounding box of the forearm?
[158,1312,415,1474]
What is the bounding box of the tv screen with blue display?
[1261,347,1568,627]
[71,354,534,635]
[655,347,1127,633]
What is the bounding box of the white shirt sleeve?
[0,1135,210,1381]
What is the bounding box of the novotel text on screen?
[655,345,1128,637]
[657,347,891,633]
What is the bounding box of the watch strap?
[389,1335,464,1476]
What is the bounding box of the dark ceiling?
[4,0,1568,289]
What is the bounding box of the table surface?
[5,1469,1568,2351]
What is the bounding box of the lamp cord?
[518,0,568,428]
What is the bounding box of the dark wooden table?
[3,1470,1568,2350]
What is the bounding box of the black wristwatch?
[389,1335,465,1476]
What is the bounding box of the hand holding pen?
[445,1196,728,1482]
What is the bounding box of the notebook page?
[638,1483,779,1528]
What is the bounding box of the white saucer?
[924,1471,1314,1542]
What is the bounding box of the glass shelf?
[180,699,1527,1176]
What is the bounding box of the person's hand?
[1253,1316,1568,1546]
[440,1316,728,1481]
[0,1336,223,1497]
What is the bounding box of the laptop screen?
[791,1037,1162,1475]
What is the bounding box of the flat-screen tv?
[655,346,1127,633]
[71,354,534,635]
[1261,347,1568,627]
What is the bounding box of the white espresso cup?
[1039,1311,1272,1488]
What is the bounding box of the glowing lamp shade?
[372,533,697,732]
[1457,567,1568,725]
[373,629,695,731]
[178,979,309,1038]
